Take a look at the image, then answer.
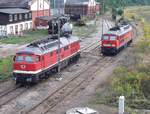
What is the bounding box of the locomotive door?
[41,55,45,70]
[70,43,75,54]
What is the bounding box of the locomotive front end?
[13,47,42,84]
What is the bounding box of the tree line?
[96,0,150,10]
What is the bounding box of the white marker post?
[119,96,125,114]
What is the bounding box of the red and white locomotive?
[101,24,133,55]
[13,35,80,84]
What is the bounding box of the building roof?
[66,0,90,5]
[0,0,49,8]
[0,8,30,14]
[0,0,30,8]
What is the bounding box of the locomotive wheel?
[44,73,49,79]
[127,39,133,46]
[15,80,20,85]
[34,75,40,83]
[124,43,127,48]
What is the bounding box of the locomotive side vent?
[109,26,120,31]
[27,36,58,48]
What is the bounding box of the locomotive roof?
[17,35,80,55]
[17,47,43,55]
[105,24,132,36]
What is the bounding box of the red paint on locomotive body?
[101,24,133,55]
[13,35,80,84]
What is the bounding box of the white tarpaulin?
[66,107,98,114]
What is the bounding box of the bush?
[141,78,150,99]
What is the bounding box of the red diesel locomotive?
[101,24,133,55]
[13,35,80,84]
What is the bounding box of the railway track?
[0,18,115,114]
[23,39,134,114]
[0,86,28,108]
[81,41,100,52]
[21,55,115,114]
[0,35,101,110]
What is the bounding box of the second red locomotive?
[13,35,80,84]
[101,24,133,55]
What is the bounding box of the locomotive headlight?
[20,65,26,69]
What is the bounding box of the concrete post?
[119,96,125,114]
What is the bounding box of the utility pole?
[56,18,62,81]
[101,0,104,36]
[56,0,62,81]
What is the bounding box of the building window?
[25,14,28,19]
[15,25,18,35]
[19,14,22,20]
[25,23,28,30]
[19,24,23,35]
[29,13,32,18]
[10,26,13,34]
[9,15,13,22]
[29,22,32,29]
[20,24,23,31]
[14,15,17,21]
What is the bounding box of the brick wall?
[65,5,88,16]
[32,9,50,28]
[65,4,100,17]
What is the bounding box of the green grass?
[136,24,150,53]
[0,56,13,82]
[0,30,48,44]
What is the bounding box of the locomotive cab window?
[36,56,40,62]
[102,36,109,40]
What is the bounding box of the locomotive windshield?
[102,35,116,40]
[25,56,34,63]
[110,36,116,40]
[15,55,34,63]
[15,56,24,62]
